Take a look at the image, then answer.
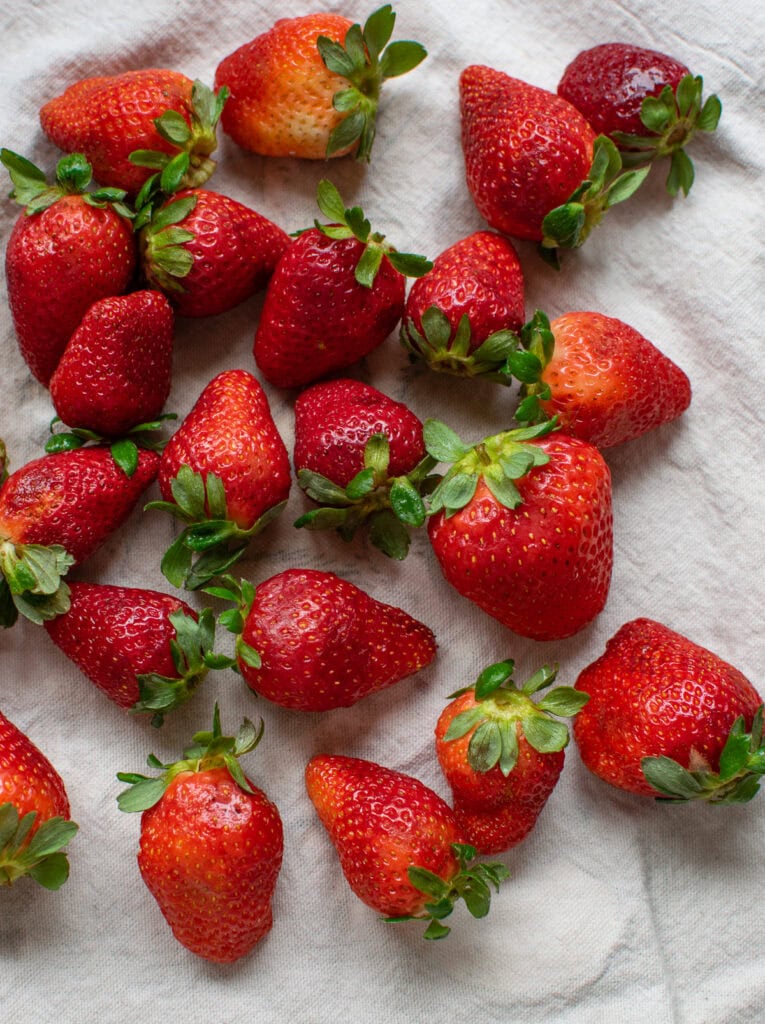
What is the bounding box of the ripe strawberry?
[435,660,588,854]
[513,309,692,448]
[211,568,436,712]
[424,420,613,640]
[0,709,78,889]
[117,706,283,962]
[306,755,509,938]
[40,71,228,195]
[400,230,525,381]
[137,188,289,317]
[253,179,431,389]
[557,43,722,196]
[0,446,158,627]
[215,5,426,162]
[573,619,765,803]
[147,369,290,589]
[1,150,136,385]
[459,65,648,262]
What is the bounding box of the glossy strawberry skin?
[573,619,763,797]
[253,229,406,389]
[558,43,689,138]
[293,378,425,488]
[0,710,70,826]
[137,765,283,963]
[238,569,436,711]
[427,435,613,641]
[460,65,596,240]
[5,195,136,385]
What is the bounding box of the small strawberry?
[215,5,426,162]
[573,619,765,803]
[253,179,431,389]
[0,709,78,889]
[40,71,228,195]
[557,43,722,196]
[435,659,588,854]
[305,754,509,938]
[210,568,436,712]
[117,706,283,963]
[1,150,136,385]
[424,419,613,640]
[400,230,525,381]
[137,188,289,317]
[146,369,290,590]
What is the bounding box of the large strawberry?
[117,706,283,962]
[210,568,436,712]
[147,369,290,589]
[424,420,613,640]
[1,150,136,385]
[215,5,426,162]
[0,709,78,889]
[573,619,765,803]
[435,659,588,853]
[253,179,431,389]
[557,43,722,196]
[305,754,509,938]
[40,71,228,195]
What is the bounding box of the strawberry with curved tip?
[117,706,283,963]
[574,619,765,803]
[215,5,426,162]
[0,709,78,889]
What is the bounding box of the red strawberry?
[213,568,436,712]
[215,6,426,162]
[557,43,722,196]
[253,180,431,389]
[514,309,691,448]
[1,150,136,385]
[305,754,509,937]
[424,420,613,641]
[44,582,221,722]
[573,619,765,803]
[148,369,290,589]
[40,71,228,194]
[0,709,78,889]
[138,188,289,317]
[435,660,588,853]
[400,230,525,380]
[117,707,283,962]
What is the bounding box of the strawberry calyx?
[400,306,522,383]
[0,538,73,629]
[642,705,765,804]
[0,803,78,889]
[318,4,427,162]
[136,192,198,288]
[45,415,177,478]
[0,149,133,219]
[202,574,263,673]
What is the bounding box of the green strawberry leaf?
[422,420,471,464]
[521,715,569,753]
[368,509,411,560]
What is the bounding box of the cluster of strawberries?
[2,5,762,965]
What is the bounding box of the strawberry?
[1,150,136,385]
[435,660,588,853]
[117,706,283,963]
[573,619,765,803]
[211,568,436,712]
[293,378,433,559]
[557,43,722,196]
[40,71,228,195]
[137,188,289,317]
[147,369,290,589]
[0,446,158,627]
[215,5,426,162]
[424,420,613,641]
[513,309,692,448]
[400,230,525,381]
[459,65,649,263]
[253,179,431,389]
[0,709,78,889]
[44,582,223,723]
[305,754,509,938]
